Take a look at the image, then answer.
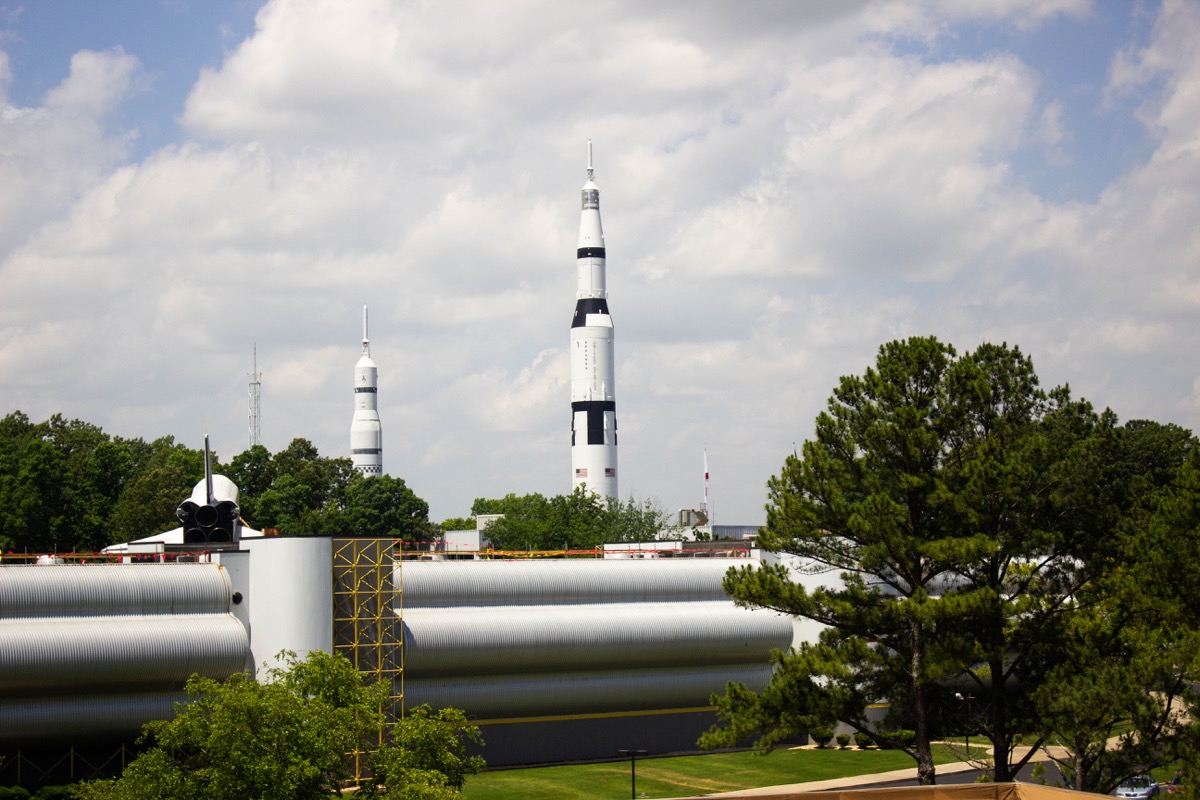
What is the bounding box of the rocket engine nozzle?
[176,436,242,545]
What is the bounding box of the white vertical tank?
[570,141,618,500]
[350,305,383,476]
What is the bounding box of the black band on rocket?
[571,298,610,328]
[571,400,618,446]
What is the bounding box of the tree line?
[0,414,432,552]
[0,412,672,554]
[700,336,1199,793]
[442,487,672,551]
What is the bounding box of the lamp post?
[618,749,648,799]
[955,692,974,760]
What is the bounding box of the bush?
[0,788,31,800]
[836,733,851,749]
[854,732,873,749]
[809,727,834,748]
[880,729,916,749]
[31,788,74,800]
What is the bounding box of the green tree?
[104,436,210,545]
[471,492,556,550]
[712,337,965,783]
[224,444,276,523]
[366,707,486,799]
[933,345,1112,781]
[342,475,432,541]
[0,413,122,552]
[108,464,197,544]
[707,337,1113,784]
[465,488,669,551]
[252,439,360,535]
[1033,447,1200,793]
[76,650,484,800]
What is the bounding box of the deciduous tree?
[76,651,483,800]
[465,488,669,551]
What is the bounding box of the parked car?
[1115,775,1159,800]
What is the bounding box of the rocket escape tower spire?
[350,305,383,477]
[570,140,618,499]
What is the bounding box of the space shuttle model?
[570,141,618,499]
[351,305,383,476]
[177,435,242,544]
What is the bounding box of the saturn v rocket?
[570,142,618,500]
[351,305,383,476]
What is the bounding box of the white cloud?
[1,0,1198,526]
[0,48,139,255]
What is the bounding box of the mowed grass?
[461,745,964,800]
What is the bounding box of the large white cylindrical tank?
[402,602,792,676]
[396,558,791,722]
[242,537,333,673]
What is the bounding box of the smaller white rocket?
[350,305,383,477]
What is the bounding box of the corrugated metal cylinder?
[0,562,251,746]
[0,615,250,692]
[403,602,792,676]
[0,691,184,743]
[404,663,776,719]
[0,563,232,617]
[400,559,747,607]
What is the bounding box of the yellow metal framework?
[332,538,403,782]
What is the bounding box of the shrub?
[809,727,835,748]
[880,729,916,749]
[31,788,74,800]
[836,733,851,749]
[0,788,31,800]
[854,732,872,749]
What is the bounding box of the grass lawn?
[461,745,965,800]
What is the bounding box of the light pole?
[618,748,648,799]
[955,692,974,760]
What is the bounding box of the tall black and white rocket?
[351,305,383,477]
[570,141,618,499]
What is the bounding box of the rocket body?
[351,306,383,477]
[570,145,618,499]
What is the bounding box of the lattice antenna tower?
[248,344,262,448]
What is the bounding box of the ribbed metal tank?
[0,615,250,691]
[399,558,744,607]
[397,558,790,723]
[404,663,776,719]
[403,602,792,676]
[0,692,183,744]
[0,563,232,617]
[0,562,251,744]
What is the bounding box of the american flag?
[575,468,588,477]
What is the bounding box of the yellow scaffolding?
[332,538,403,782]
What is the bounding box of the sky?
[1,0,1198,526]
